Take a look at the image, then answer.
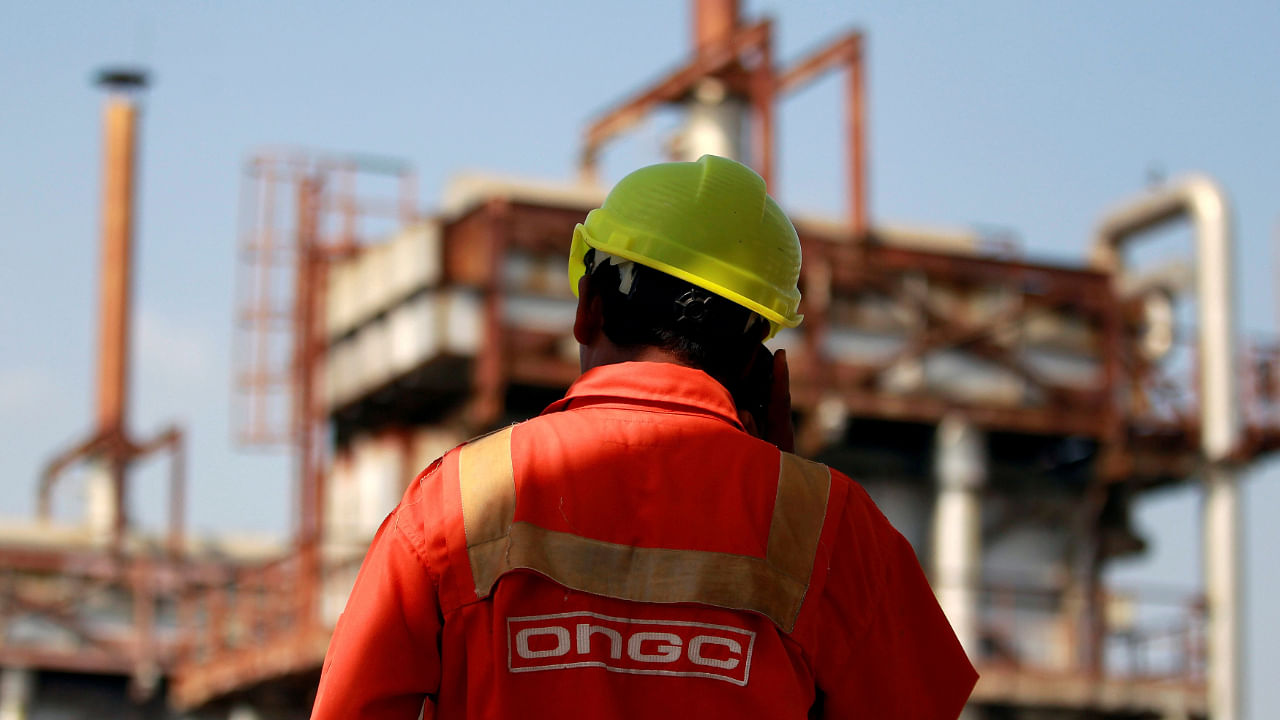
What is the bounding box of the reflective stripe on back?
[457,426,831,633]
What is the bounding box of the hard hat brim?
[569,222,801,340]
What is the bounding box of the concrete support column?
[1205,466,1242,720]
[932,414,985,661]
[0,668,34,720]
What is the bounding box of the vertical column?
[1205,467,1241,720]
[1092,176,1240,719]
[95,86,139,436]
[293,175,323,630]
[0,668,34,720]
[932,414,985,663]
[93,70,147,546]
[1195,181,1241,720]
[85,460,118,544]
[680,79,748,163]
[846,34,868,238]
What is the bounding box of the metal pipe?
[1093,174,1241,720]
[1205,465,1241,718]
[752,26,774,187]
[169,430,186,557]
[773,32,868,235]
[130,425,187,556]
[94,70,146,436]
[932,413,985,662]
[252,159,278,442]
[94,69,146,547]
[847,36,868,237]
[0,667,35,720]
[470,198,511,429]
[293,175,324,634]
[680,78,748,163]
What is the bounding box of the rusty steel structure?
[4,3,1278,719]
[169,169,1280,716]
[34,70,189,555]
[163,6,1280,717]
[0,69,209,705]
[231,148,416,552]
[170,3,1278,717]
[161,152,420,711]
[580,0,867,236]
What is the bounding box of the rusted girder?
[774,32,868,235]
[579,21,771,181]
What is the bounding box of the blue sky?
[2,1,1278,715]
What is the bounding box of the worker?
[310,154,978,719]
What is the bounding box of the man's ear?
[573,275,603,345]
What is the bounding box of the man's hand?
[765,349,794,453]
[734,346,794,453]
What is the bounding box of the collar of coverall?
[540,361,746,432]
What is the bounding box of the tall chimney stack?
[94,68,146,438]
[90,68,147,543]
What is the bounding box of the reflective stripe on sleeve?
[458,428,831,633]
[458,426,518,596]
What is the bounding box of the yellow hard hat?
[569,154,802,339]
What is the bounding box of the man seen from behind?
[310,154,978,719]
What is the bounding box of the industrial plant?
[0,2,1272,719]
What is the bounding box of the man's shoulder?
[394,424,527,566]
[777,453,865,504]
[780,455,898,547]
[411,422,524,484]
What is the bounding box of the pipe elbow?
[1090,173,1232,271]
[1176,172,1232,235]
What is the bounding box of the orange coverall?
[311,362,977,719]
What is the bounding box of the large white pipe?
[85,460,119,544]
[1093,175,1241,720]
[932,413,986,662]
[1205,465,1242,720]
[677,78,747,163]
[0,668,34,720]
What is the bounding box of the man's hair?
[585,249,769,390]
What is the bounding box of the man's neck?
[579,340,692,375]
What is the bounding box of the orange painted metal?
[35,75,189,548]
[750,21,775,189]
[179,150,418,708]
[772,32,868,236]
[693,0,739,55]
[96,95,136,437]
[232,151,416,449]
[578,20,771,181]
[293,173,324,631]
[847,39,868,237]
[578,13,869,231]
[471,198,511,429]
[6,71,199,700]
